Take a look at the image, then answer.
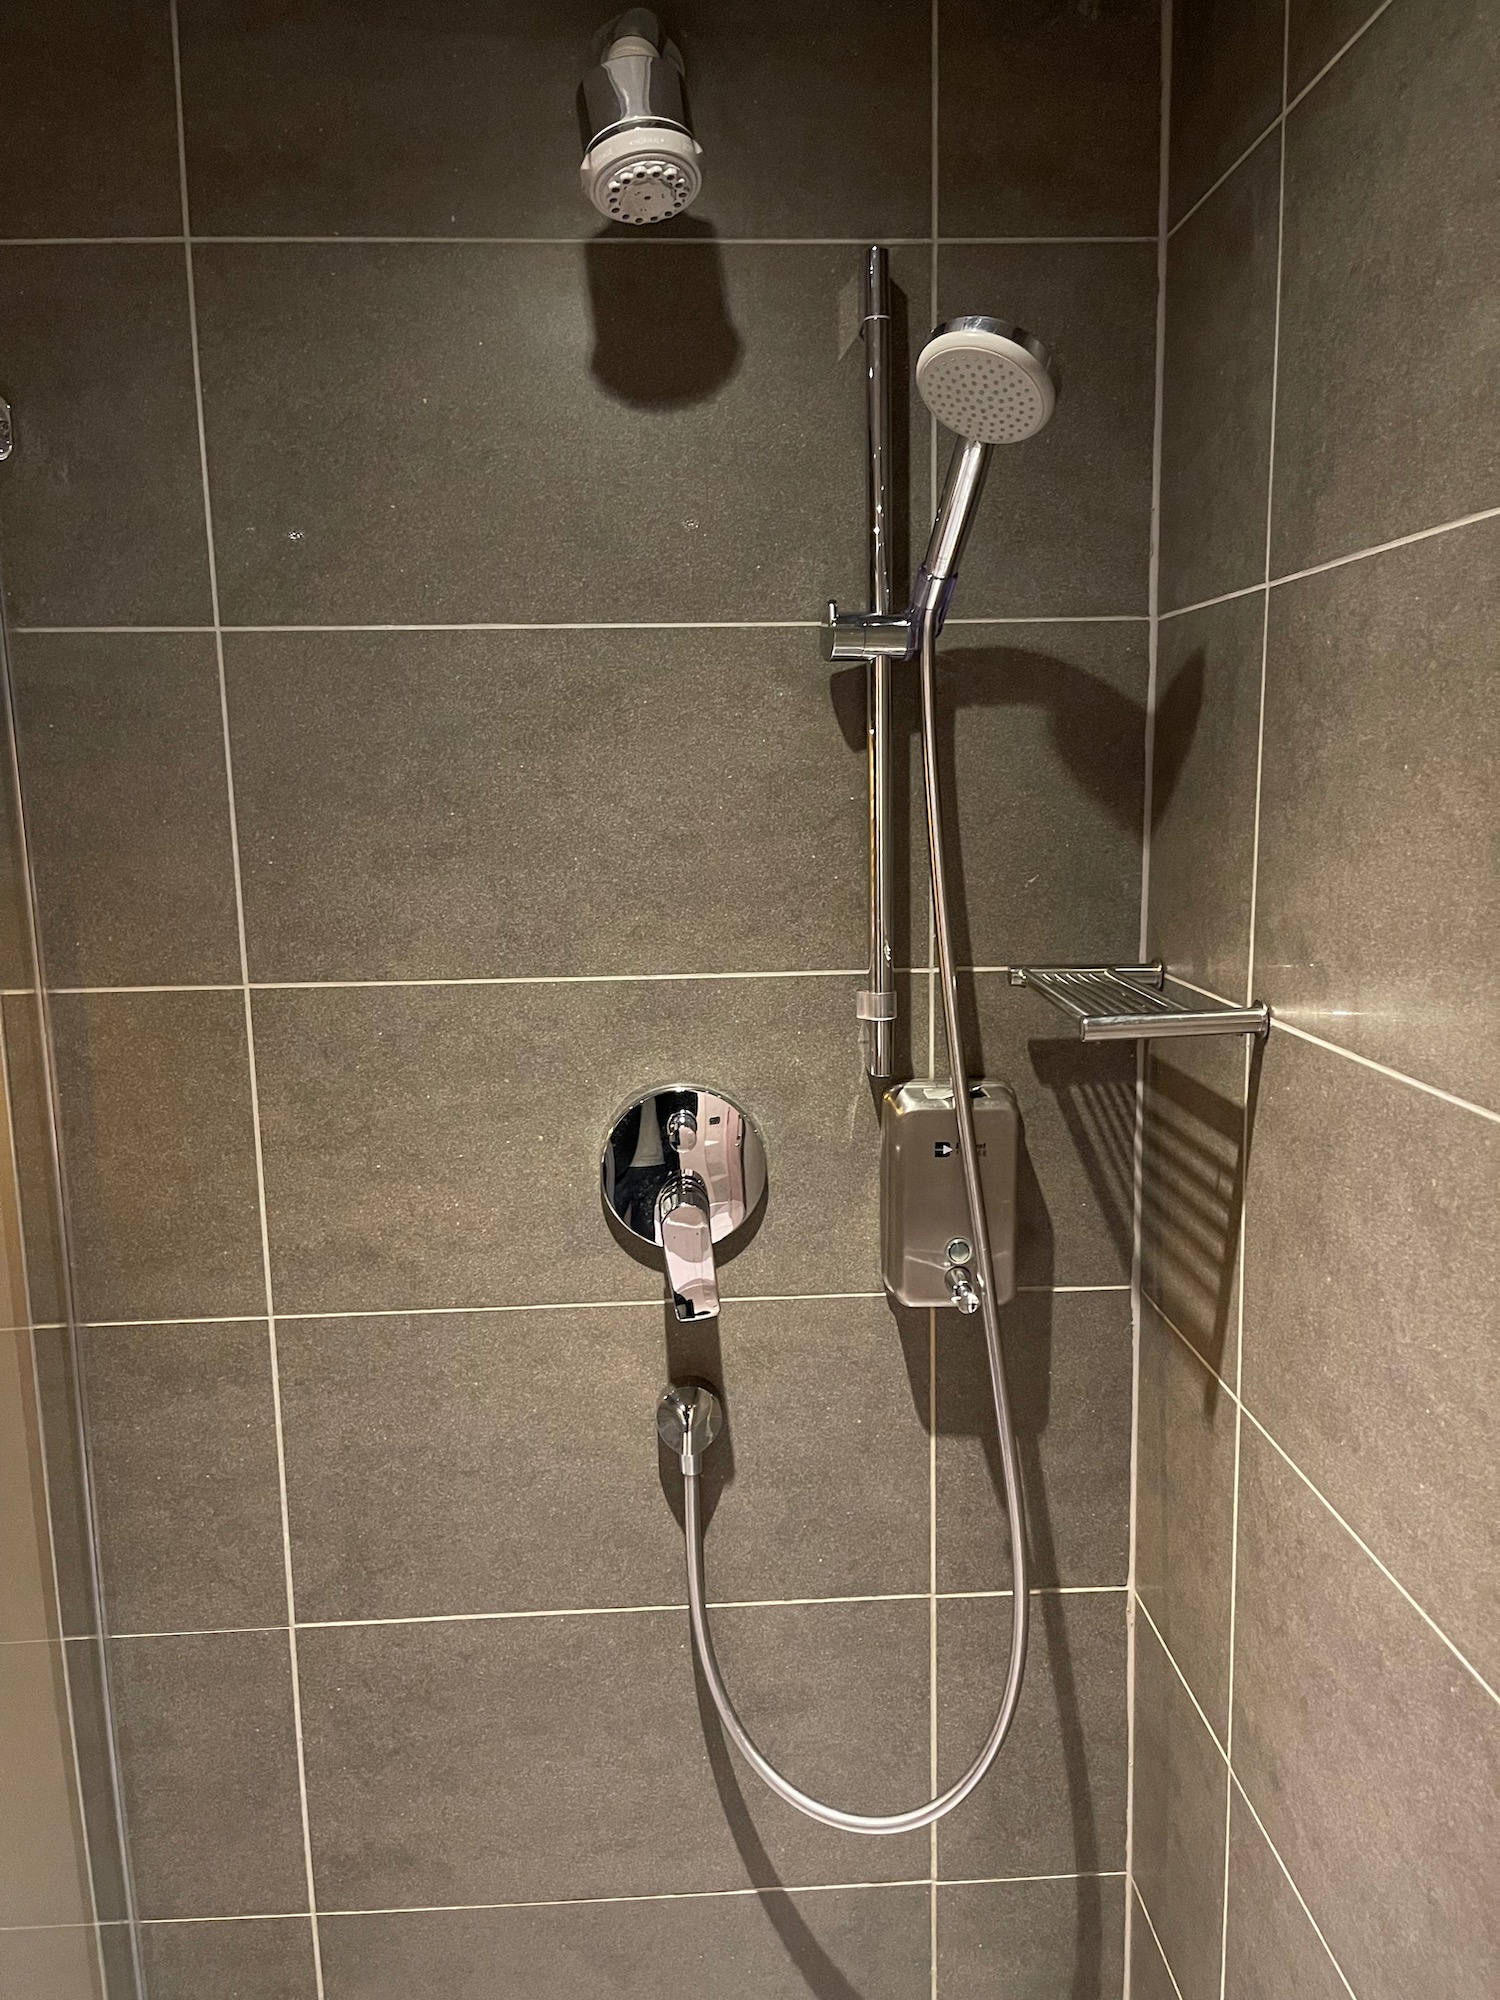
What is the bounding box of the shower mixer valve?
[600,1086,767,1321]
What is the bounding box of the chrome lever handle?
[658,1175,719,1322]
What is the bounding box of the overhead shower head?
[580,10,703,226]
[916,318,1058,444]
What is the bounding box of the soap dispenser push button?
[880,1081,1018,1309]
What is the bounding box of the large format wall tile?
[50,993,265,1324]
[299,1600,930,1908]
[1135,1299,1237,1739]
[1130,1616,1226,2000]
[936,245,1157,618]
[1221,1791,1349,2000]
[1254,520,1499,1107]
[1169,0,1284,225]
[252,976,888,1314]
[1147,593,1265,1002]
[1158,133,1280,612]
[194,241,927,626]
[936,1590,1127,1881]
[110,1630,309,1919]
[1231,1423,1499,2000]
[0,247,210,627]
[0,1,180,238]
[180,0,928,241]
[13,633,240,989]
[935,1289,1133,1594]
[226,626,869,982]
[84,1321,285,1637]
[320,1886,929,2000]
[915,621,1148,969]
[1272,0,1500,572]
[938,0,1160,237]
[1242,1030,1500,1681]
[141,1915,319,2000]
[279,1296,929,1621]
[938,1874,1125,2000]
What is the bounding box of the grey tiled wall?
[0,4,1164,1995]
[1136,1,1499,1995]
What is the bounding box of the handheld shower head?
[916,318,1057,444]
[821,311,1060,661]
[913,317,1059,620]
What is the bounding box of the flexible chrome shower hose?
[677,601,1030,1833]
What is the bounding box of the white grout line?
[1137,1597,1228,1760]
[1156,580,1266,622]
[1144,1293,1500,1707]
[0,232,1165,250]
[169,10,326,1990]
[926,147,942,2000]
[1159,504,1500,624]
[12,612,1149,635]
[1167,118,1280,239]
[1267,502,1500,589]
[1224,1770,1360,1999]
[75,1282,1125,1331]
[944,612,1150,624]
[1219,2,1290,1975]
[219,619,825,632]
[0,236,186,247]
[1127,11,1174,1984]
[48,969,864,994]
[100,1871,1124,1930]
[1132,1883,1189,2000]
[101,1585,1130,1644]
[1265,1020,1500,1125]
[1283,0,1400,117]
[1165,973,1500,1126]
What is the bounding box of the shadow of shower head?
[911,317,1059,621]
[916,317,1058,443]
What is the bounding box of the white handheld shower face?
[916,319,1058,444]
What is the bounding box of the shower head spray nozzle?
[916,318,1058,444]
[580,10,703,226]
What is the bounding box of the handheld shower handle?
[922,436,992,583]
[658,1175,719,1322]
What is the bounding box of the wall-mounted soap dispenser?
[880,1081,1018,1312]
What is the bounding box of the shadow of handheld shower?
[585,216,743,406]
[687,1656,891,2000]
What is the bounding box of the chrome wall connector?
[656,1383,722,1474]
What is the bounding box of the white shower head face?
[916,321,1058,444]
[581,124,703,224]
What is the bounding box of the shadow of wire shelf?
[1008,962,1269,1042]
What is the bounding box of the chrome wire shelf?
[1007,962,1270,1042]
